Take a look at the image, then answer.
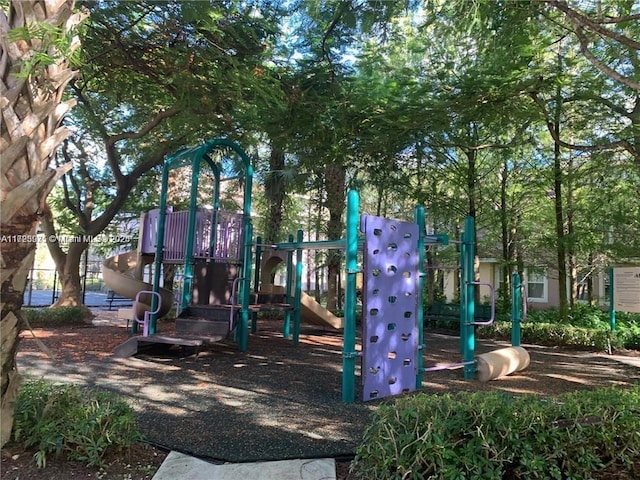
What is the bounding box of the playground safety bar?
[229,276,244,330]
[133,290,162,337]
[467,281,495,326]
[273,238,365,251]
[253,243,278,249]
[423,234,449,245]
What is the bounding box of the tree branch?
[320,1,349,81]
[574,26,640,92]
[563,93,629,116]
[86,138,185,236]
[60,141,83,219]
[597,14,640,25]
[40,203,67,268]
[530,91,639,163]
[107,106,181,144]
[545,0,640,50]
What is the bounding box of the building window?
[526,270,547,303]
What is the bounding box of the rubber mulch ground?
[17,312,640,463]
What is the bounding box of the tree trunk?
[566,154,577,308]
[263,145,287,244]
[53,243,87,307]
[0,0,86,448]
[426,247,435,305]
[40,207,88,308]
[500,160,512,310]
[464,131,481,305]
[324,163,345,311]
[314,185,323,302]
[586,253,594,304]
[163,263,175,292]
[552,92,569,321]
[0,216,35,447]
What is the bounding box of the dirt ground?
[4,311,639,479]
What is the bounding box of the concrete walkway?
[152,452,336,480]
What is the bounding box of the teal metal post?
[238,221,253,352]
[284,234,294,338]
[511,272,522,346]
[150,161,172,334]
[181,151,203,313]
[415,205,426,389]
[293,229,304,346]
[252,236,262,333]
[342,189,359,403]
[609,267,616,331]
[461,216,476,380]
[459,232,466,355]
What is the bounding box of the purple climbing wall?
[361,214,419,401]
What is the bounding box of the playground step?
[183,305,235,321]
[113,335,203,358]
[176,318,230,337]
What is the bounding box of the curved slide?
[103,251,174,319]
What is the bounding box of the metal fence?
[23,261,129,308]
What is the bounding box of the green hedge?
[477,321,622,351]
[427,305,640,352]
[21,306,90,327]
[12,380,142,468]
[351,386,640,479]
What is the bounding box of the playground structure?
[107,139,340,358]
[107,138,529,402]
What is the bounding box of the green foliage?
[12,380,143,468]
[480,321,622,351]
[427,303,640,351]
[351,386,640,480]
[616,321,640,351]
[21,307,90,328]
[7,21,83,77]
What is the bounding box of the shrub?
[617,322,640,350]
[478,321,622,351]
[351,385,640,480]
[428,302,639,352]
[21,307,90,327]
[12,379,142,468]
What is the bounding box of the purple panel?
[141,208,171,254]
[142,208,244,263]
[193,210,213,258]
[141,209,159,254]
[211,211,244,262]
[164,211,190,262]
[361,214,419,401]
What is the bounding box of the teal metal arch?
[150,138,254,351]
